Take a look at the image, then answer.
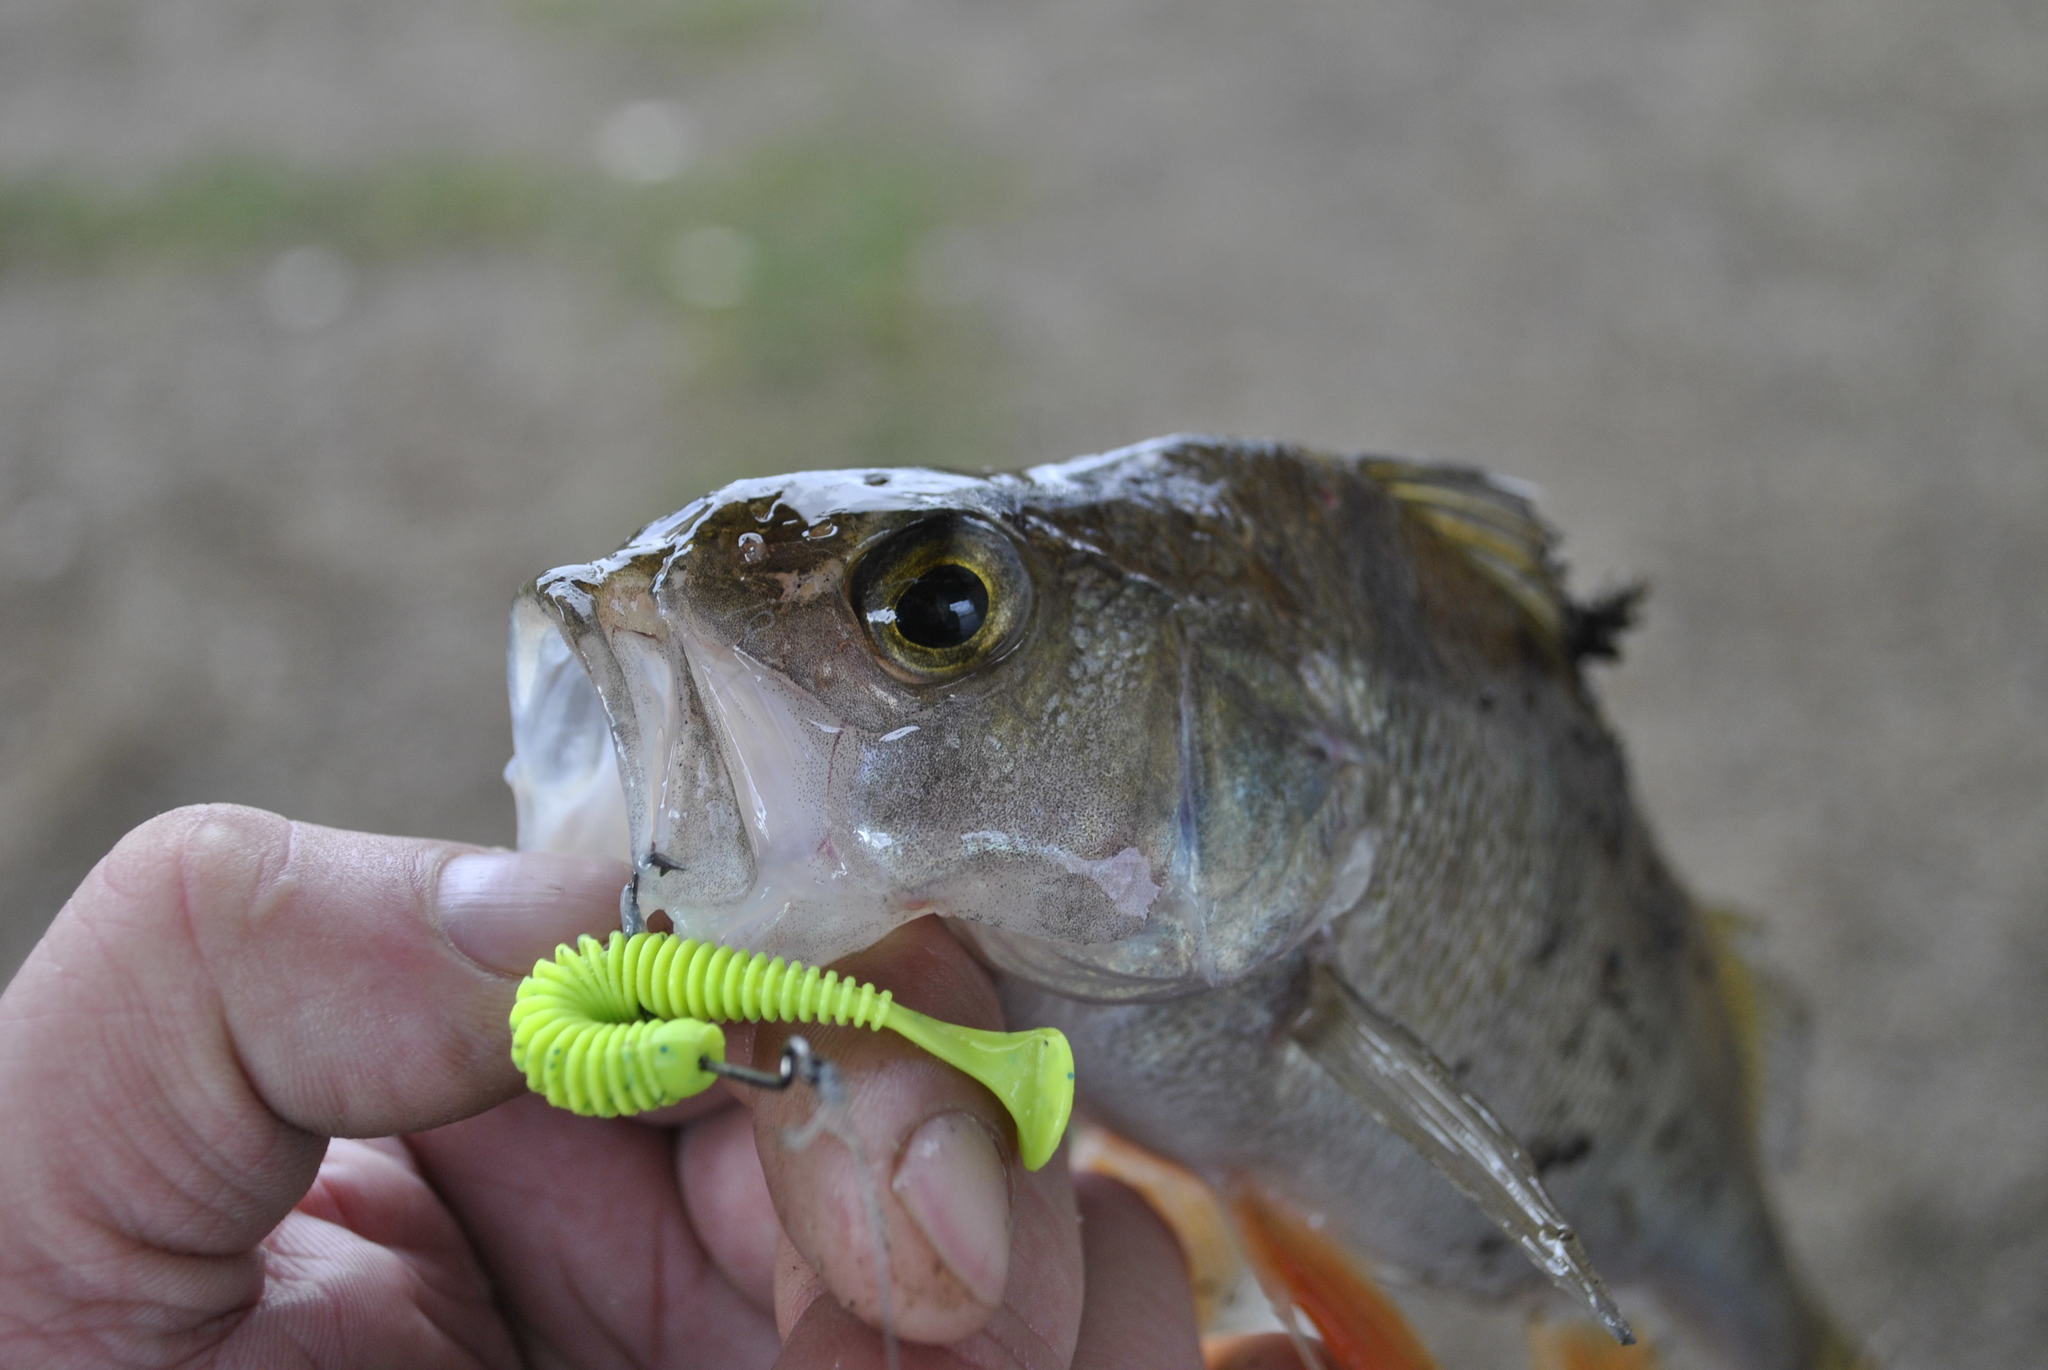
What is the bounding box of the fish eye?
[894,563,989,649]
[852,518,1029,684]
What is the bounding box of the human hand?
[0,805,1205,1368]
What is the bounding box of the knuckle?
[93,804,296,946]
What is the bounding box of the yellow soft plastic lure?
[510,931,1076,1171]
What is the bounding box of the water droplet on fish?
[736,531,767,564]
[804,522,839,541]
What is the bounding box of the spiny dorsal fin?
[1360,458,1641,663]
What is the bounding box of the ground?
[1,1,2042,1365]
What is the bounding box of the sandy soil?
[1,1,2042,1364]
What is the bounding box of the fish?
[502,434,1863,1369]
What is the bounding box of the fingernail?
[436,850,627,975]
[891,1111,1012,1307]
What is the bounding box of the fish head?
[507,463,1210,986]
[510,440,1389,999]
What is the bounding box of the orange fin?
[1526,1320,1660,1370]
[1075,1128,1243,1326]
[1230,1184,1441,1370]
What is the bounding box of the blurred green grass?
[513,0,807,47]
[0,124,1008,481]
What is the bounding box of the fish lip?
[506,587,630,862]
[630,628,847,951]
[507,557,759,919]
[508,553,892,963]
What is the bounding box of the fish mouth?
[507,556,900,964]
[508,563,754,922]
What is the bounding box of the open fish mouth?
[506,549,868,964]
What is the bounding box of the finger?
[749,918,1083,1351]
[407,1093,781,1369]
[775,1248,1079,1370]
[281,1139,518,1364]
[1201,1334,1319,1370]
[680,1101,781,1313]
[773,1229,826,1341]
[774,1295,1002,1370]
[0,805,620,1353]
[628,1081,744,1129]
[771,1178,1199,1370]
[1069,1176,1204,1370]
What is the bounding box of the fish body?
[505,436,1853,1367]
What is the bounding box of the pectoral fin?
[1288,962,1635,1345]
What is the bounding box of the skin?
[0,804,1207,1369]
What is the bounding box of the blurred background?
[1,0,2042,1364]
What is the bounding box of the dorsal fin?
[1359,458,1639,664]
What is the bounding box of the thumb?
[0,806,620,1339]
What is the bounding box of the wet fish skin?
[978,439,1822,1361]
[507,435,1847,1367]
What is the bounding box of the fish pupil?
[895,563,988,649]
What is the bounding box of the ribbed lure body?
[509,931,1075,1169]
